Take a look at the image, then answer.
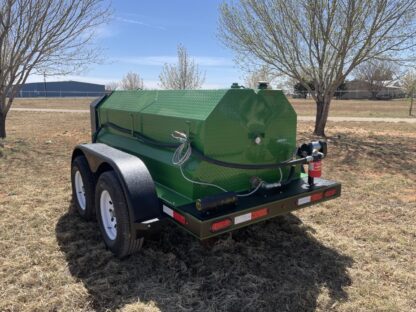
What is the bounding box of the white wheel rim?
[74,171,86,210]
[100,190,117,240]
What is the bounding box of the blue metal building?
[17,81,105,97]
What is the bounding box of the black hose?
[102,122,179,148]
[191,148,307,169]
[100,122,310,170]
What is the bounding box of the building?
[340,80,406,100]
[17,80,105,97]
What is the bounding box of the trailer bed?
[160,177,341,239]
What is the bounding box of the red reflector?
[211,218,232,232]
[324,188,337,197]
[173,211,187,225]
[251,208,268,220]
[311,192,323,201]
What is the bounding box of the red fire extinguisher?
[308,160,322,178]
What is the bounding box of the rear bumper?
[161,177,341,239]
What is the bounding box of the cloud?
[94,24,119,39]
[113,56,234,67]
[115,17,166,30]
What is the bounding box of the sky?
[28,0,242,89]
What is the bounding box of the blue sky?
[29,0,242,89]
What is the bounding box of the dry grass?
[0,111,415,311]
[11,96,416,119]
[12,97,96,110]
[291,98,414,118]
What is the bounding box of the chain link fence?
[14,89,409,100]
[291,89,407,100]
[15,90,108,98]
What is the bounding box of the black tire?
[71,156,95,221]
[96,171,143,258]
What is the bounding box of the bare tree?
[244,65,275,89]
[401,70,416,116]
[219,0,416,136]
[355,60,397,99]
[105,81,119,91]
[0,0,110,139]
[159,44,205,90]
[120,72,144,90]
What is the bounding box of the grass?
[0,111,415,311]
[290,98,414,118]
[11,96,415,118]
[12,97,96,110]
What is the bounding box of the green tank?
[94,88,298,207]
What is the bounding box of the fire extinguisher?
[308,160,322,186]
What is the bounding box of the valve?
[297,140,327,158]
[297,141,326,187]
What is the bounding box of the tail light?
[251,207,268,220]
[297,192,323,206]
[324,188,337,197]
[173,211,187,225]
[211,218,232,232]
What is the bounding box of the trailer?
[71,84,341,258]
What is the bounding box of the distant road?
[12,107,89,113]
[297,116,416,123]
[10,107,416,123]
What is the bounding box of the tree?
[120,72,144,90]
[244,65,274,89]
[293,80,315,98]
[105,81,119,91]
[334,81,347,100]
[219,0,416,136]
[0,0,110,139]
[355,60,397,99]
[159,44,205,90]
[401,70,416,116]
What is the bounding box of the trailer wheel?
[96,171,143,258]
[71,156,95,221]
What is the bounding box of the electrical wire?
[171,131,265,197]
[278,167,283,183]
[171,133,192,166]
[179,166,228,193]
[172,132,229,192]
[236,180,264,198]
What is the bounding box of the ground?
[0,105,415,311]
[290,98,414,118]
[12,97,96,110]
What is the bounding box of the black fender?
[72,143,161,224]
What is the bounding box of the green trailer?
[71,84,341,258]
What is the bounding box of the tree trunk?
[410,96,414,116]
[0,112,6,139]
[313,97,331,137]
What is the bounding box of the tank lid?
[257,81,269,89]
